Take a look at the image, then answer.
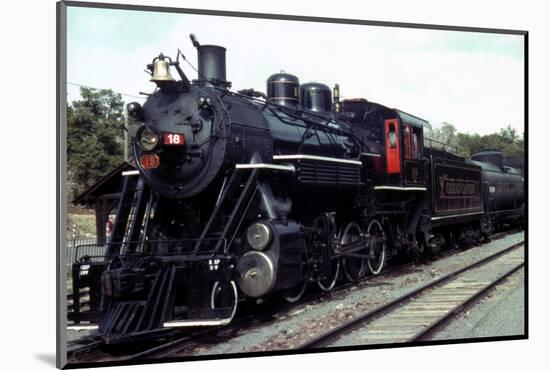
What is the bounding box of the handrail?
[424,137,458,153]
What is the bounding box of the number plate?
[140,154,160,169]
[163,132,185,145]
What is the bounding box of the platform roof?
[72,162,135,206]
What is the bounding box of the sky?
[66,6,525,135]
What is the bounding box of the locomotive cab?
[343,100,429,190]
[383,109,428,188]
[378,109,430,190]
[340,99,429,189]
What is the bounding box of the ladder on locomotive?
[193,168,259,255]
[106,175,152,257]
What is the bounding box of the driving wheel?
[341,222,367,282]
[366,219,386,275]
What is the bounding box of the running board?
[163,318,232,327]
[67,324,99,330]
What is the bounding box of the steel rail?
[410,261,524,341]
[66,229,523,363]
[134,234,525,358]
[66,340,102,357]
[298,240,524,349]
[67,293,315,364]
[125,326,227,361]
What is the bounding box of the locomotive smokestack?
[189,34,230,88]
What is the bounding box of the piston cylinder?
[236,220,304,298]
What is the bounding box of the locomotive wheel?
[366,219,386,275]
[408,236,425,262]
[283,279,308,303]
[312,214,340,292]
[340,222,367,282]
[284,254,308,302]
[210,280,239,323]
[317,258,340,292]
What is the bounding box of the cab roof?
[394,109,432,130]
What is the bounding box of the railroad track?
[66,229,523,364]
[298,241,524,349]
[66,261,438,363]
[67,291,322,364]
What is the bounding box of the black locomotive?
[69,35,524,343]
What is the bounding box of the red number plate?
[163,133,185,145]
[140,154,160,169]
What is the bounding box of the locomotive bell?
[151,54,175,84]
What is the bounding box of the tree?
[499,125,518,144]
[425,122,524,160]
[455,132,482,157]
[425,122,457,145]
[67,87,125,198]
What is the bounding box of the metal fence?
[66,238,106,265]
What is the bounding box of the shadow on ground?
[34,353,56,367]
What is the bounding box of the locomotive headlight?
[246,222,272,251]
[137,126,160,151]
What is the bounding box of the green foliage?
[425,122,457,145]
[67,87,125,198]
[425,123,524,159]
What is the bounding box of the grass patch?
[67,213,96,238]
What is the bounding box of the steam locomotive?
[69,35,524,343]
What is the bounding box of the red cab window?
[385,119,401,174]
